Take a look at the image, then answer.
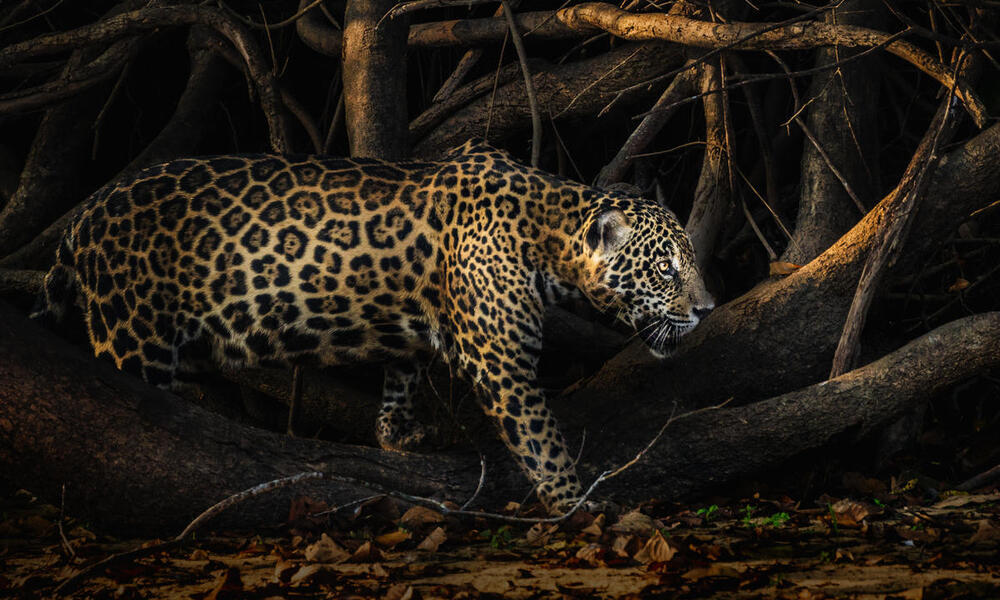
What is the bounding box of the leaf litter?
[2,482,1000,599]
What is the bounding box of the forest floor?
[3,476,999,600]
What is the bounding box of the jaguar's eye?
[656,258,677,279]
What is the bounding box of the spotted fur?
[35,139,713,512]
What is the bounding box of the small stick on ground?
[54,471,324,596]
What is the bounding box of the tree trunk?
[341,0,410,159]
[782,0,884,264]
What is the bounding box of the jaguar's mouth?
[636,317,698,358]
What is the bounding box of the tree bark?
[413,42,685,157]
[2,299,996,536]
[341,0,410,159]
[782,0,884,264]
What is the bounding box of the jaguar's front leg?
[483,383,585,513]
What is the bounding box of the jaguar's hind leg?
[376,361,430,451]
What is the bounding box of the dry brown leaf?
[370,563,390,579]
[304,533,350,564]
[611,535,638,558]
[273,559,297,583]
[769,261,802,276]
[612,510,655,535]
[830,499,873,528]
[398,506,445,530]
[947,277,970,292]
[383,583,414,600]
[374,529,411,548]
[574,543,606,566]
[633,531,675,564]
[351,540,383,563]
[969,519,1000,544]
[525,522,558,546]
[288,564,323,586]
[417,526,447,552]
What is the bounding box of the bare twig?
[218,0,327,31]
[766,50,867,214]
[595,59,698,188]
[830,55,967,377]
[460,455,488,510]
[55,471,324,596]
[0,5,292,152]
[57,484,76,560]
[501,0,541,166]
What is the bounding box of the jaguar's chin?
[638,318,697,358]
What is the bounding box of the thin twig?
[501,0,541,167]
[461,455,488,510]
[54,471,324,596]
[766,50,867,214]
[58,484,76,560]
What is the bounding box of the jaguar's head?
[580,199,714,357]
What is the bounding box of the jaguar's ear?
[585,209,631,256]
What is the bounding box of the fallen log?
[2,300,996,536]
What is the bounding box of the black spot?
[319,169,361,191]
[364,215,394,249]
[246,332,274,356]
[130,176,178,208]
[274,227,308,260]
[349,255,372,271]
[502,417,520,447]
[218,170,249,195]
[268,171,294,195]
[287,191,324,226]
[208,157,246,173]
[330,328,364,347]
[305,295,349,314]
[359,178,398,209]
[317,219,359,250]
[178,164,213,193]
[191,189,225,215]
[259,200,286,225]
[223,344,246,360]
[221,206,251,235]
[279,328,319,352]
[195,228,222,260]
[204,315,230,339]
[250,157,285,181]
[240,224,270,252]
[306,316,330,330]
[241,185,270,209]
[112,329,139,356]
[88,301,107,342]
[290,163,320,185]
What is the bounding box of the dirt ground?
[3,478,999,599]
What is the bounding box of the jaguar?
[35,139,714,512]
